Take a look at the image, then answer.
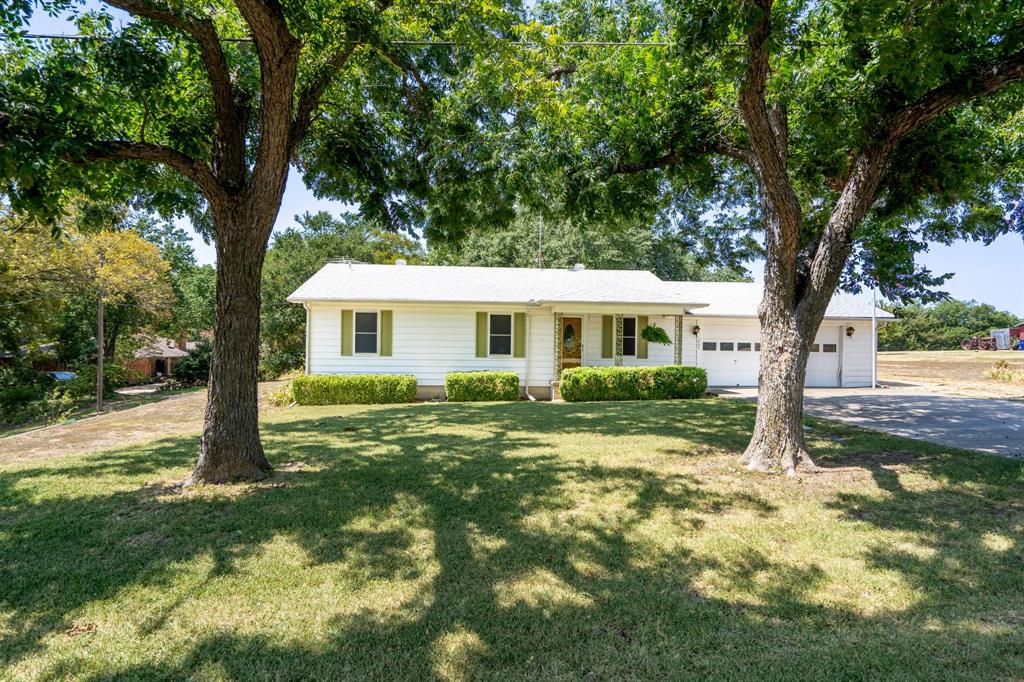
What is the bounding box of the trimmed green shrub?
[292,374,416,405]
[445,371,520,402]
[559,365,707,402]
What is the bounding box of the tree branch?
[612,151,680,175]
[546,64,577,80]
[291,44,358,148]
[84,141,223,200]
[289,0,395,150]
[741,0,802,309]
[100,0,245,185]
[610,141,753,175]
[882,47,1024,142]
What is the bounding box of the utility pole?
[96,289,104,414]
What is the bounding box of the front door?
[561,317,583,371]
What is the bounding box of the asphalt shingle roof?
[287,263,893,319]
[287,263,708,307]
[669,281,893,319]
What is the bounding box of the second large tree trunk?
[742,314,817,475]
[184,211,274,485]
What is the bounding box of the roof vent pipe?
[572,263,585,271]
[395,258,407,266]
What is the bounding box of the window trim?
[353,309,380,356]
[488,312,514,358]
[621,315,638,357]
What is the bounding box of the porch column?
[614,314,624,366]
[553,312,563,377]
[674,315,684,365]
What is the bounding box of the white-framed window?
[489,313,513,356]
[354,311,379,354]
[622,316,637,356]
[755,342,762,351]
[702,341,717,351]
[822,343,838,353]
[737,342,752,352]
[719,341,734,351]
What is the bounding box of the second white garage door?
[697,322,841,387]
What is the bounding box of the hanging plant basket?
[641,323,672,345]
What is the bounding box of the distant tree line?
[879,300,1022,351]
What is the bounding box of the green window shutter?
[513,313,526,358]
[601,315,613,358]
[380,310,393,356]
[637,315,649,359]
[340,310,353,356]
[476,312,488,358]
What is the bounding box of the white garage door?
[698,322,842,387]
[806,327,841,387]
[698,324,761,386]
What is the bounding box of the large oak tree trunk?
[743,313,817,475]
[185,207,276,485]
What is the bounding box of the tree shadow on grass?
[2,400,1023,680]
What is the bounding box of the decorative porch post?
[553,312,563,377]
[614,314,624,366]
[674,315,684,365]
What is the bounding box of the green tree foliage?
[1,0,526,482]
[879,300,1021,351]
[173,338,213,384]
[431,212,751,282]
[0,211,175,359]
[260,211,425,378]
[468,0,1024,472]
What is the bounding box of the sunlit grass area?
[2,400,1023,680]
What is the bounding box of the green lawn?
[2,400,1023,680]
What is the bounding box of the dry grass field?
[878,351,1024,398]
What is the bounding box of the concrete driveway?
[716,387,1024,458]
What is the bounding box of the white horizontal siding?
[308,303,533,386]
[527,308,553,386]
[305,303,877,391]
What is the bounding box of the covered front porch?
[545,305,698,400]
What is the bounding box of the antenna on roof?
[534,221,544,268]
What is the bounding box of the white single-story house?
[287,262,893,399]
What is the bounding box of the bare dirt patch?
[878,350,1024,398]
[0,382,286,465]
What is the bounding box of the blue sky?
[24,5,1024,317]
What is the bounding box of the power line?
[5,32,674,48]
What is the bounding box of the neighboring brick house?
[125,337,190,381]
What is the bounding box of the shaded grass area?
[2,400,1023,680]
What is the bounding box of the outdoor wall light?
[846,326,855,337]
[692,324,701,336]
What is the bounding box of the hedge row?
[292,374,417,405]
[445,371,520,402]
[559,365,707,402]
